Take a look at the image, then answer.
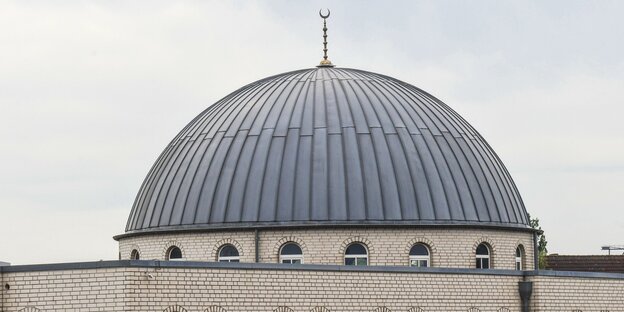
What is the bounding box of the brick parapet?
[2,261,624,311]
[528,275,624,311]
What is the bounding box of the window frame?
[515,245,524,270]
[218,244,240,263]
[166,246,183,261]
[130,249,140,260]
[344,243,368,266]
[475,243,491,269]
[409,243,430,267]
[279,242,304,264]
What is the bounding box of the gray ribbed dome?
[124,67,529,235]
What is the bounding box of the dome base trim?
[114,220,535,241]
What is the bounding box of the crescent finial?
[317,9,334,67]
[319,9,330,19]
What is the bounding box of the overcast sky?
[1,1,623,265]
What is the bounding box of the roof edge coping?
[2,260,624,280]
[114,221,535,240]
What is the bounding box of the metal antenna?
[317,9,335,67]
[601,245,624,255]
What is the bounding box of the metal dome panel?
[124,67,529,234]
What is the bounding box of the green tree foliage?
[528,213,548,269]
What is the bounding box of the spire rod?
[317,9,335,68]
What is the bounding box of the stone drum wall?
[118,227,535,270]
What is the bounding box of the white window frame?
[344,244,368,266]
[279,243,304,264]
[409,244,430,267]
[218,255,239,262]
[280,254,304,264]
[475,244,490,269]
[515,246,523,270]
[218,245,240,263]
[409,256,429,267]
[476,254,489,269]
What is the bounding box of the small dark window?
[409,243,430,267]
[166,246,183,260]
[476,243,490,269]
[345,243,368,266]
[218,244,240,262]
[476,244,489,255]
[130,249,140,260]
[410,244,429,256]
[281,243,302,255]
[279,243,303,264]
[346,243,367,255]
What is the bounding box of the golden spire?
[317,9,335,68]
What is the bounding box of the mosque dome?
[124,67,529,235]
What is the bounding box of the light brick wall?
[119,230,257,263]
[530,275,624,311]
[2,266,522,311]
[1,268,127,311]
[3,264,624,311]
[122,267,523,312]
[118,227,535,270]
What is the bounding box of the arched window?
[218,244,240,262]
[476,243,490,269]
[130,249,140,260]
[279,243,303,264]
[515,246,524,270]
[409,243,430,267]
[166,246,183,261]
[344,243,368,266]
